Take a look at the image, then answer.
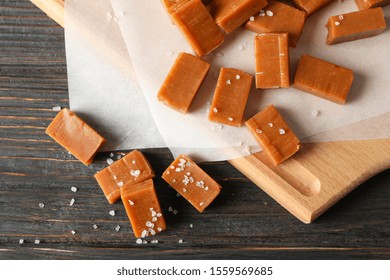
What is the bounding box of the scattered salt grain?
[213,107,218,113]
[107,158,114,165]
[256,129,263,134]
[93,224,98,229]
[204,186,209,191]
[130,170,141,177]
[115,225,121,232]
[249,16,255,21]
[71,186,77,193]
[110,152,114,158]
[279,128,286,135]
[157,227,162,232]
[226,79,231,85]
[268,122,274,127]
[117,181,124,187]
[178,239,184,243]
[39,203,45,208]
[132,160,137,164]
[228,117,233,122]
[151,240,159,244]
[117,155,122,160]
[34,239,40,244]
[200,202,205,207]
[136,238,143,244]
[52,106,61,111]
[335,21,340,26]
[259,10,265,16]
[339,15,344,20]
[69,198,75,206]
[266,10,273,17]
[109,210,115,216]
[236,74,241,80]
[190,224,193,228]
[71,230,76,235]
[128,200,135,206]
[143,240,148,244]
[19,239,24,244]
[168,206,173,212]
[156,213,162,217]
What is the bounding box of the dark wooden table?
[1,1,389,260]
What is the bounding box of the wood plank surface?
[0,1,389,259]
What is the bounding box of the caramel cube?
[293,54,354,104]
[208,68,253,127]
[245,1,306,47]
[246,105,301,165]
[254,33,290,89]
[207,0,268,34]
[326,8,386,45]
[46,108,105,165]
[170,0,225,57]
[121,179,166,238]
[94,150,155,204]
[355,0,390,10]
[158,52,210,113]
[162,154,222,213]
[291,0,334,16]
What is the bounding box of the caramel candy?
[169,0,225,57]
[208,68,253,127]
[291,0,334,16]
[246,105,301,165]
[158,52,210,113]
[94,150,155,204]
[162,154,222,213]
[46,108,105,165]
[245,1,306,47]
[293,55,354,104]
[207,0,268,34]
[121,179,166,238]
[326,8,386,45]
[254,33,290,89]
[355,0,390,10]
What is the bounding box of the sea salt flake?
[249,16,255,21]
[130,170,141,177]
[256,129,263,134]
[39,203,45,208]
[157,227,163,232]
[228,117,233,122]
[19,239,24,244]
[93,224,98,229]
[156,213,162,217]
[128,200,135,206]
[107,158,114,165]
[335,21,340,26]
[69,198,75,206]
[71,230,76,235]
[266,10,273,17]
[190,224,193,228]
[168,206,173,212]
[136,238,143,244]
[213,107,218,113]
[71,186,77,192]
[151,240,159,244]
[115,225,121,232]
[152,217,157,222]
[117,181,124,187]
[110,153,114,158]
[34,239,40,244]
[52,106,61,111]
[141,230,148,238]
[109,210,115,216]
[226,79,231,85]
[268,122,274,127]
[143,240,148,244]
[200,202,205,207]
[279,128,286,135]
[236,75,241,80]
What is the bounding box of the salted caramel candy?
[162,154,222,213]
[293,55,354,104]
[246,105,301,165]
[254,33,290,89]
[94,150,155,204]
[208,68,253,127]
[291,0,334,16]
[245,1,306,47]
[207,0,268,34]
[326,8,386,45]
[121,179,166,238]
[46,108,105,165]
[355,0,390,10]
[158,52,210,113]
[169,0,225,57]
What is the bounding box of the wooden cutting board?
[31,0,390,223]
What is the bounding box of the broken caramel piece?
[94,150,155,204]
[169,0,225,57]
[293,55,354,104]
[158,52,210,113]
[46,108,105,165]
[245,1,306,47]
[207,0,268,34]
[121,179,166,238]
[246,105,301,165]
[355,0,390,10]
[254,33,290,89]
[162,154,222,213]
[291,0,334,16]
[208,68,253,127]
[326,7,386,45]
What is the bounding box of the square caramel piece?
[207,0,268,34]
[254,33,290,89]
[208,68,253,127]
[169,0,225,57]
[291,0,334,16]
[121,179,166,238]
[46,108,105,165]
[158,52,210,113]
[355,0,390,10]
[326,8,386,45]
[245,1,306,47]
[246,105,301,165]
[94,150,155,204]
[293,54,354,104]
[162,154,222,213]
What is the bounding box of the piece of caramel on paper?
[355,0,390,10]
[291,0,334,16]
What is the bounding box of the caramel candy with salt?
[355,0,390,10]
[158,52,210,113]
[245,1,306,47]
[169,0,225,57]
[162,154,222,213]
[254,33,290,89]
[121,179,166,238]
[246,105,301,165]
[326,8,386,45]
[207,0,268,34]
[293,55,354,104]
[208,68,253,127]
[46,108,105,165]
[291,0,334,16]
[94,150,155,204]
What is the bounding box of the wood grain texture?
[0,1,389,260]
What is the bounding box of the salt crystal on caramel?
[121,179,166,238]
[158,52,210,113]
[162,154,222,213]
[291,0,334,16]
[207,0,268,34]
[94,150,155,204]
[326,7,386,45]
[208,68,253,127]
[245,1,306,47]
[246,105,301,165]
[254,33,290,89]
[293,55,354,104]
[46,108,105,165]
[355,0,390,10]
